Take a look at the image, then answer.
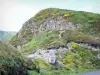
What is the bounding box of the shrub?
[64,14,72,17]
[22,29,28,37]
[32,59,51,73]
[0,41,28,75]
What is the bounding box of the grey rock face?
[75,42,100,51]
[28,42,100,62]
[39,17,76,31]
[14,16,78,47]
[28,48,68,64]
[28,42,100,68]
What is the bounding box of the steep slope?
[9,8,100,74]
[0,41,28,75]
[0,30,16,42]
[10,8,100,48]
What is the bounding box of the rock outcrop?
[10,8,100,48]
[28,42,100,68]
[10,16,77,47]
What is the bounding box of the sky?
[0,0,100,31]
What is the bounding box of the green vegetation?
[0,41,27,75]
[28,70,79,75]
[9,33,18,47]
[62,43,98,71]
[10,29,33,47]
[33,8,100,36]
[20,30,100,75]
[10,8,100,47]
[23,30,100,55]
[28,68,96,75]
[8,8,100,75]
[62,30,100,45]
[22,31,66,54]
[31,59,52,73]
[28,70,39,75]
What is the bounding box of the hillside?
[0,30,16,42]
[10,8,100,48]
[9,8,100,75]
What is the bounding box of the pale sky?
[0,0,100,31]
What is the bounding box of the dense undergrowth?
[0,41,28,75]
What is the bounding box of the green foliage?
[28,69,95,75]
[32,59,51,69]
[27,59,53,74]
[22,31,66,54]
[22,29,28,37]
[21,30,100,74]
[11,35,18,42]
[22,29,100,56]
[62,43,98,72]
[0,41,27,75]
[62,30,100,45]
[9,34,18,47]
[33,8,73,24]
[33,8,100,37]
[71,43,79,49]
[28,70,39,75]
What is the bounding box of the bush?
[31,59,51,73]
[0,41,28,75]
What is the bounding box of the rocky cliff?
[10,8,100,48]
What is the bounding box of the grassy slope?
[23,30,100,53]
